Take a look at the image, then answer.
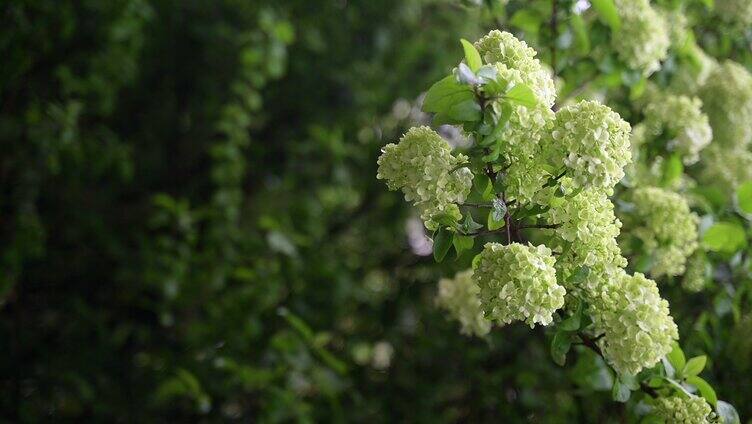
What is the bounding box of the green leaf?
[703,222,747,253]
[461,213,483,233]
[433,228,453,262]
[661,154,683,187]
[551,330,572,366]
[423,75,474,114]
[460,39,482,72]
[571,13,590,55]
[472,174,494,200]
[716,400,741,424]
[515,204,550,219]
[447,99,482,122]
[491,198,507,222]
[504,83,538,108]
[685,376,717,407]
[591,0,621,31]
[566,266,590,284]
[611,379,631,402]
[735,181,752,214]
[619,373,639,390]
[693,186,727,212]
[453,234,474,257]
[488,209,505,231]
[683,355,707,377]
[666,342,686,373]
[560,301,582,331]
[431,213,460,229]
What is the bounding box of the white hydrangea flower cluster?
[474,243,565,328]
[699,144,752,193]
[654,396,716,424]
[473,31,557,203]
[377,126,473,229]
[612,0,670,75]
[436,270,492,337]
[542,185,627,329]
[698,61,752,148]
[682,254,708,293]
[627,187,699,277]
[474,30,556,107]
[643,95,712,165]
[716,0,752,27]
[550,101,632,193]
[594,272,679,376]
[546,186,626,276]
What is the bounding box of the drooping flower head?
[436,270,492,337]
[612,0,670,75]
[474,242,565,327]
[377,126,473,229]
[654,396,717,424]
[594,271,679,375]
[550,101,632,193]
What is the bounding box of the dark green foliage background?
[1,0,750,422]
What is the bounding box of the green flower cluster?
[546,185,625,273]
[474,243,565,328]
[716,0,752,27]
[474,31,557,203]
[627,187,699,277]
[474,30,556,107]
[376,126,473,229]
[613,0,670,75]
[436,270,492,337]
[643,95,712,165]
[654,396,716,424]
[595,272,679,376]
[682,253,709,293]
[550,101,632,193]
[699,144,752,193]
[698,61,752,148]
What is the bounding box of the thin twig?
[517,223,561,230]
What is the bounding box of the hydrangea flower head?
[474,242,565,327]
[698,61,752,148]
[377,126,472,229]
[643,95,712,165]
[699,144,752,194]
[550,101,632,193]
[474,30,556,107]
[626,187,699,277]
[436,270,492,337]
[612,0,670,75]
[654,396,716,424]
[595,271,679,375]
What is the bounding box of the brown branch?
[517,223,561,230]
